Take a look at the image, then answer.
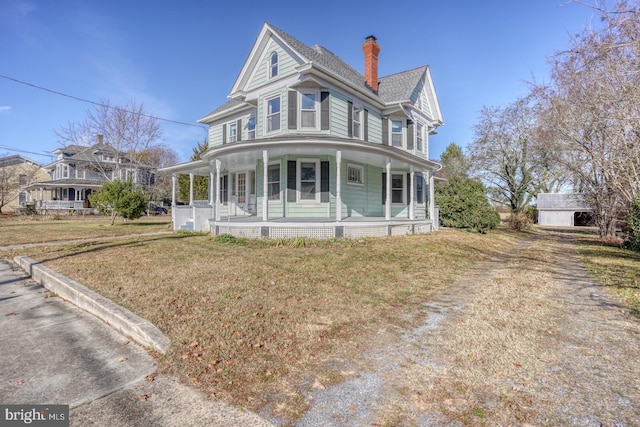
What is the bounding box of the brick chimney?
[97,134,104,145]
[362,35,380,92]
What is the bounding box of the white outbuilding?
[537,193,593,227]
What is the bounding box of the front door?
[233,171,256,215]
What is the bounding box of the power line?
[0,144,54,159]
[0,74,208,131]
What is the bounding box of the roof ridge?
[379,64,428,80]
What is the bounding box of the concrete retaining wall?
[14,256,170,354]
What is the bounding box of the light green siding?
[367,110,383,144]
[209,125,223,146]
[340,163,384,217]
[329,91,349,138]
[247,39,299,91]
[256,158,285,219]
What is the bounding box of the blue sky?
[0,0,599,164]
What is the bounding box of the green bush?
[435,176,500,233]
[89,179,147,225]
[624,197,640,251]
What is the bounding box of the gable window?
[247,116,256,140]
[391,120,403,147]
[298,160,319,202]
[266,96,281,133]
[392,173,404,204]
[353,107,362,139]
[269,52,278,79]
[347,164,364,186]
[300,93,317,129]
[268,163,281,201]
[416,123,424,152]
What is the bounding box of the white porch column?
[188,173,194,206]
[215,159,221,221]
[335,150,342,221]
[171,174,176,207]
[385,159,391,220]
[409,166,415,220]
[209,171,215,206]
[429,172,436,222]
[262,150,269,221]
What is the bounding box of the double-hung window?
[416,175,424,204]
[391,120,403,147]
[416,123,424,152]
[299,160,319,202]
[300,93,317,129]
[229,122,237,143]
[247,116,256,140]
[353,108,362,139]
[391,173,404,204]
[266,96,281,133]
[268,163,280,201]
[269,52,278,79]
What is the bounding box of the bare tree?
[537,0,640,237]
[56,100,163,182]
[469,97,539,214]
[137,144,179,202]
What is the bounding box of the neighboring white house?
[163,23,444,238]
[537,193,593,226]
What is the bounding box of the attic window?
[270,52,278,78]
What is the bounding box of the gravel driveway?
[292,230,640,426]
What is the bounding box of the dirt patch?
[291,230,640,426]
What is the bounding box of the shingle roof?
[537,193,591,210]
[378,66,428,103]
[204,23,430,119]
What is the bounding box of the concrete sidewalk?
[0,259,275,426]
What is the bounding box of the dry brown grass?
[0,216,171,246]
[4,227,523,421]
[576,232,640,317]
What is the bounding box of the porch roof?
[161,136,442,175]
[25,179,105,190]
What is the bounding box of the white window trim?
[391,120,404,148]
[416,122,424,153]
[352,106,362,140]
[298,91,320,131]
[416,174,426,205]
[346,163,364,186]
[267,161,281,202]
[269,51,278,79]
[264,95,281,135]
[247,115,256,140]
[228,121,238,143]
[391,171,406,205]
[297,158,320,203]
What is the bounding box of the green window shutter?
[363,109,369,141]
[237,119,242,141]
[407,120,414,150]
[382,118,388,145]
[288,91,297,130]
[222,124,227,144]
[321,161,330,203]
[287,160,297,202]
[223,175,228,203]
[407,173,411,205]
[320,91,330,130]
[347,101,353,138]
[382,172,386,204]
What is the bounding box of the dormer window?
[269,52,278,79]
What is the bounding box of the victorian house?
[163,23,444,238]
